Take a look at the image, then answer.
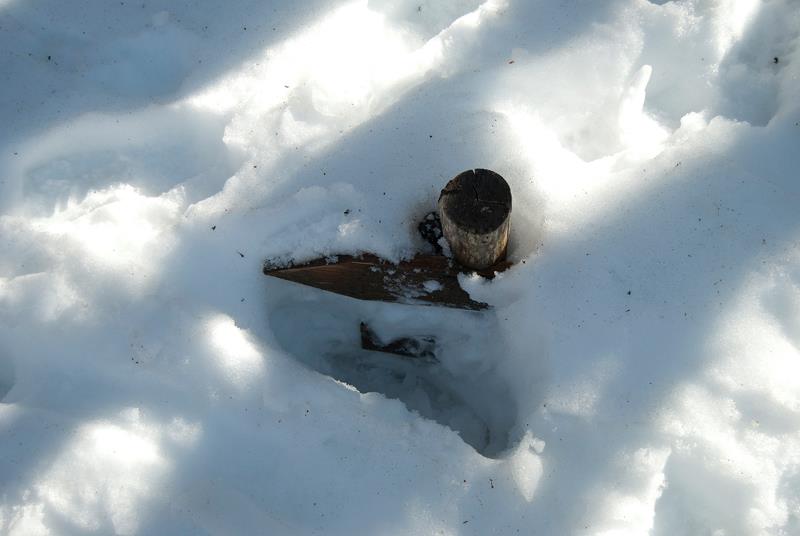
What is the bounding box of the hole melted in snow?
[269,295,517,458]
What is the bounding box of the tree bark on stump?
[438,169,512,270]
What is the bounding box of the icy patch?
[507,431,545,502]
[422,279,442,293]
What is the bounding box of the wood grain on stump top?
[438,169,511,235]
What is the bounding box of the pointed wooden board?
[263,253,511,310]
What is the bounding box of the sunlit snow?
[1,0,799,534]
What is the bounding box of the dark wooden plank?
[263,253,511,310]
[360,322,437,361]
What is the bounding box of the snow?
[422,280,442,293]
[1,0,800,534]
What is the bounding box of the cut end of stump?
[438,169,511,235]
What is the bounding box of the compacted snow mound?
[1,0,800,534]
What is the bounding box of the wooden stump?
[438,169,512,270]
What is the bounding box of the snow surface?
[1,0,800,534]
